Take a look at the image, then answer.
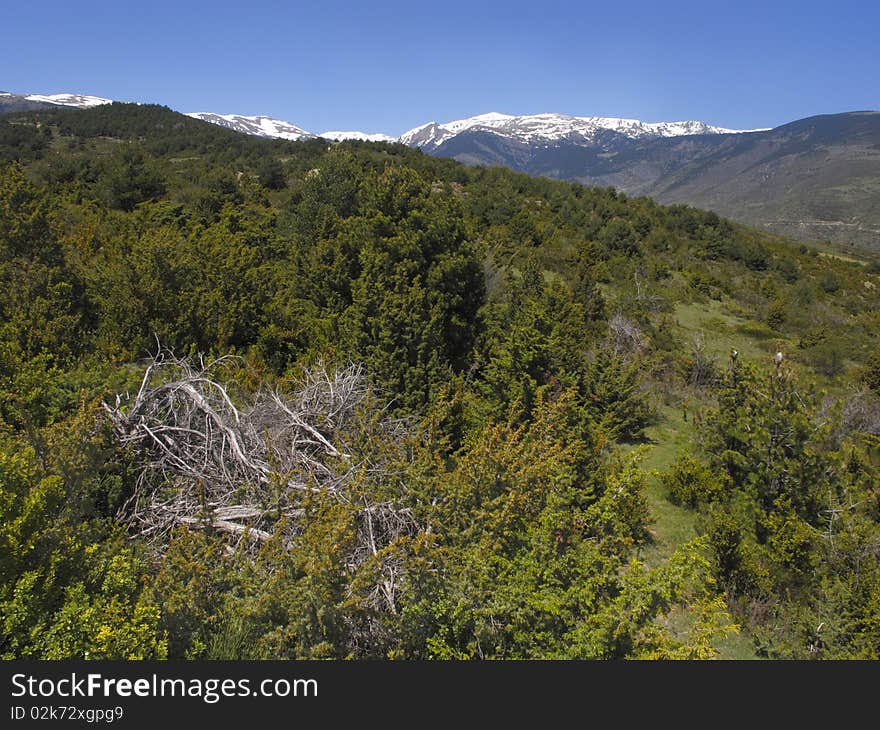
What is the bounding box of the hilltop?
[1,101,879,661]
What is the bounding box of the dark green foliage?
[582,348,653,443]
[861,344,880,393]
[820,270,841,293]
[600,217,640,256]
[662,452,728,507]
[0,119,51,163]
[257,157,286,190]
[692,363,880,657]
[572,245,607,329]
[0,162,57,263]
[774,257,801,283]
[765,297,788,329]
[508,209,540,246]
[284,164,485,410]
[475,264,572,422]
[97,144,166,211]
[807,340,845,376]
[739,242,770,271]
[704,364,832,516]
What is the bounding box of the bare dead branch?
[104,348,428,647]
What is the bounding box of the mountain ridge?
[397,111,766,150]
[1,90,758,145]
[184,112,315,141]
[186,109,763,146]
[4,89,878,247]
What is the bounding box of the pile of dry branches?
[103,348,420,609]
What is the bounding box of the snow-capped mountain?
[320,130,397,143]
[187,110,752,149]
[4,90,763,150]
[398,112,761,151]
[0,91,113,110]
[21,93,113,108]
[183,108,759,150]
[185,114,395,143]
[185,113,316,141]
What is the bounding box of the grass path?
[638,405,700,568]
[634,403,760,659]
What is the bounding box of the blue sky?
[4,0,878,135]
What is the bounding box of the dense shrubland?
[0,104,878,658]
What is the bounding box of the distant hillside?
[0,91,112,112]
[0,92,59,113]
[5,92,877,249]
[431,112,880,250]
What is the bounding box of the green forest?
[1,102,879,659]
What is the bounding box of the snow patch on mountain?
[24,93,113,108]
[7,90,769,151]
[399,112,764,150]
[320,130,397,143]
[185,113,316,141]
[185,114,396,144]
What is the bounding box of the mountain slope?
[1,91,113,113]
[1,90,751,148]
[570,111,880,249]
[6,90,878,248]
[428,112,880,249]
[21,93,112,108]
[185,112,316,141]
[399,111,754,150]
[2,99,879,663]
[185,113,398,143]
[320,130,397,143]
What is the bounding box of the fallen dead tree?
[103,348,420,614]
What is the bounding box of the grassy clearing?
[633,400,762,659]
[637,404,699,569]
[712,622,763,660]
[818,250,869,265]
[672,299,789,363]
